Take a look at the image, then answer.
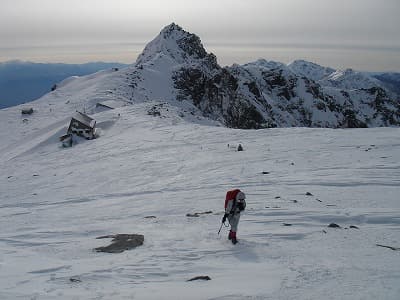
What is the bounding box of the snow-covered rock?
[136,23,213,66]
[288,59,336,81]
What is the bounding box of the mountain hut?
[67,111,97,139]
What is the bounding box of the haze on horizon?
[1,0,399,71]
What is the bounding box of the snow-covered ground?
[1,98,399,299]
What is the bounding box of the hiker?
[222,189,246,244]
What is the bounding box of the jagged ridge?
[150,24,400,128]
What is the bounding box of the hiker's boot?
[231,231,237,244]
[228,231,233,240]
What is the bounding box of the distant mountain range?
[2,23,399,128]
[0,61,127,108]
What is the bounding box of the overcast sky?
[1,0,399,71]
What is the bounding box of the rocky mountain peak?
[136,23,211,65]
[160,22,183,37]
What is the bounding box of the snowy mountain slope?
[321,68,385,90]
[3,23,398,131]
[0,68,129,161]
[287,60,387,90]
[286,61,400,127]
[0,25,400,298]
[0,61,128,109]
[370,72,400,95]
[288,59,336,81]
[228,60,341,127]
[1,95,400,299]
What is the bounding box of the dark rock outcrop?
[187,276,211,282]
[328,223,341,228]
[95,234,144,253]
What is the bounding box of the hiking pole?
[218,222,224,235]
[218,214,228,235]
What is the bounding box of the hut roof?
[72,112,96,128]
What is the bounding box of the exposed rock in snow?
[328,223,341,228]
[187,276,211,282]
[95,234,144,253]
[186,211,213,217]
